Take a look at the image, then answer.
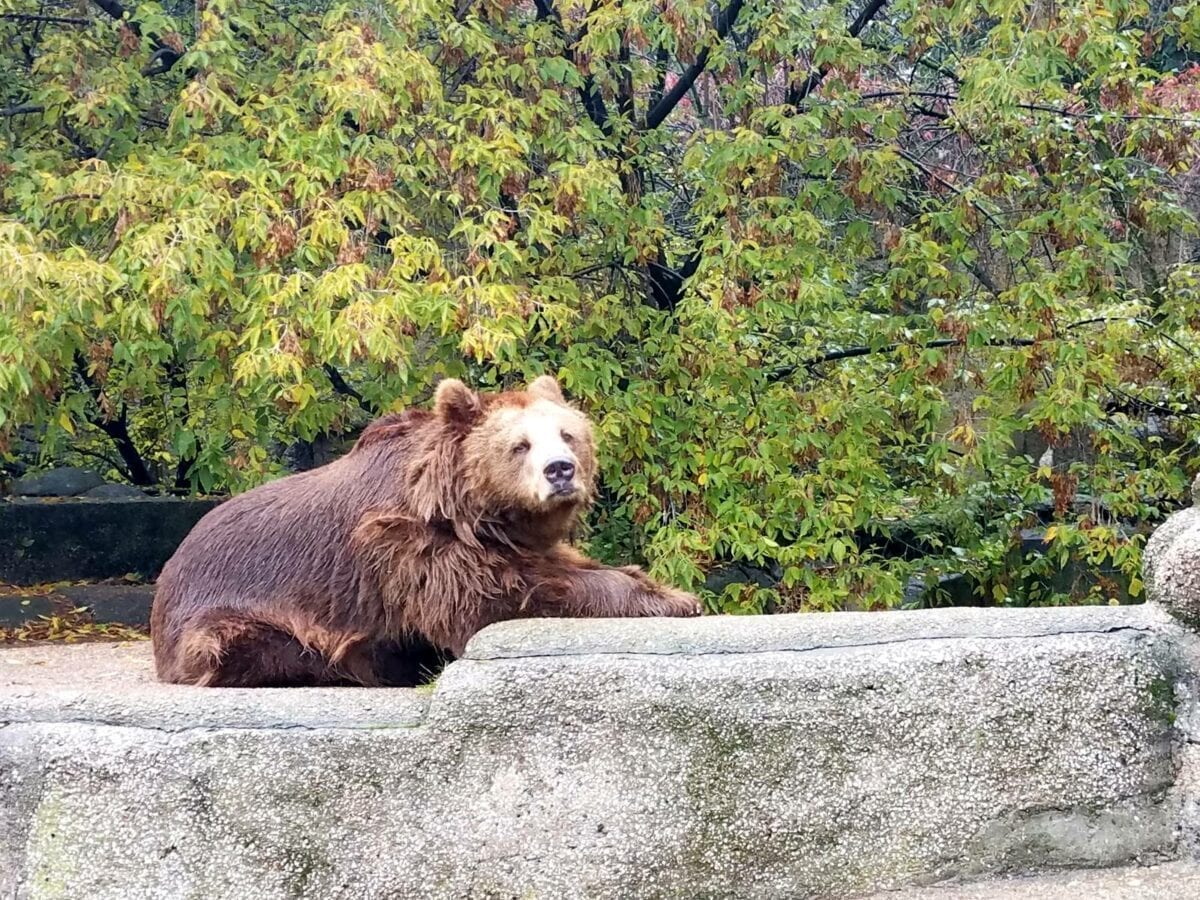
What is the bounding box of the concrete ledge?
[1,605,1196,899]
[0,643,429,732]
[0,583,155,630]
[864,860,1200,899]
[464,603,1167,658]
[0,497,220,585]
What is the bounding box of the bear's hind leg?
[174,610,341,687]
[211,626,332,687]
[367,635,453,687]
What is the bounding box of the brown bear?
[151,374,700,687]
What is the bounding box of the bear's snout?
[543,457,576,493]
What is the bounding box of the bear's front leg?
[523,547,702,618]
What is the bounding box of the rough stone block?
[11,468,104,498]
[1144,474,1200,628]
[79,484,149,501]
[0,585,153,630]
[863,860,1200,899]
[0,605,1192,899]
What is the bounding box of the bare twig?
[0,103,44,118]
[323,364,374,413]
[787,0,890,106]
[49,193,102,206]
[645,0,746,129]
[0,14,90,25]
[90,0,185,76]
[258,1,311,41]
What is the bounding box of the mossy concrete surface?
[1,605,1197,899]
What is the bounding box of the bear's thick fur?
[151,375,700,686]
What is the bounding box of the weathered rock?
[864,860,1200,899]
[279,432,359,472]
[1010,427,1050,466]
[0,605,1192,900]
[703,560,781,596]
[79,483,148,501]
[0,497,221,585]
[0,459,27,481]
[10,467,104,497]
[1144,476,1200,629]
[903,572,978,608]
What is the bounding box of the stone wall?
[1144,472,1200,859]
[0,498,220,585]
[2,603,1197,899]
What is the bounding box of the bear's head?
[433,374,597,526]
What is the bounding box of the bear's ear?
[433,378,482,424]
[527,374,565,404]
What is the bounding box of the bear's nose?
[543,458,576,488]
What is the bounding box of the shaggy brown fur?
[151,375,700,687]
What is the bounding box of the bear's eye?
[560,430,575,445]
[512,440,530,455]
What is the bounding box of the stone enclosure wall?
[2,602,1199,899]
[1,476,1199,898]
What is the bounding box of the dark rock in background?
[903,573,979,608]
[1012,526,1133,604]
[704,560,782,596]
[81,483,149,501]
[1010,427,1051,465]
[12,467,105,497]
[278,431,360,472]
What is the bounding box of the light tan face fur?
[459,380,597,513]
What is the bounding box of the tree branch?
[258,1,312,41]
[90,0,185,77]
[141,46,179,77]
[767,316,1193,382]
[72,352,155,485]
[534,0,611,134]
[0,14,90,25]
[90,0,129,22]
[786,0,890,107]
[0,104,44,118]
[617,31,635,123]
[859,90,1199,124]
[71,446,132,483]
[768,336,1031,382]
[324,364,374,413]
[649,45,669,112]
[645,0,745,129]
